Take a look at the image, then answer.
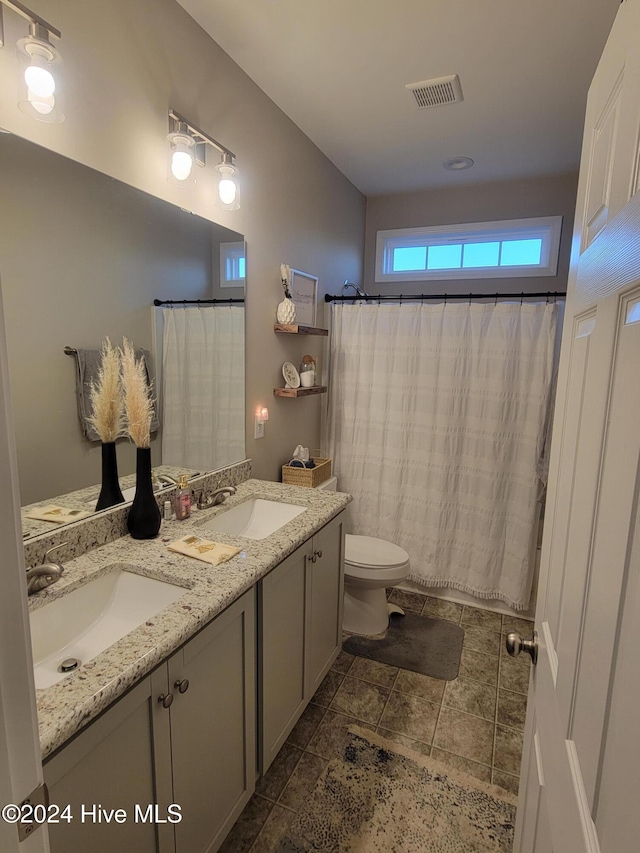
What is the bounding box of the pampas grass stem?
[88,338,124,443]
[121,337,154,448]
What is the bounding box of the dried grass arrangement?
[121,337,155,448]
[88,338,125,443]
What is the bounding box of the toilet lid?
[345,535,409,570]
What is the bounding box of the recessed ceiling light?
[443,157,474,171]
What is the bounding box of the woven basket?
[282,457,332,488]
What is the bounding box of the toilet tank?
[315,475,338,492]
[315,475,353,530]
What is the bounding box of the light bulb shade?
[167,131,196,187]
[16,35,64,123]
[215,159,240,210]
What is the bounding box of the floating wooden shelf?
[274,324,328,337]
[273,386,328,398]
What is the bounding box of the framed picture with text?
[290,269,318,326]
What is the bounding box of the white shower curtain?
[162,306,245,472]
[328,301,557,611]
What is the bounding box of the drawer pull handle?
[174,679,190,694]
[158,692,174,709]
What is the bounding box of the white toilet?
[317,476,411,634]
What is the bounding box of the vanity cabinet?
[44,588,256,853]
[260,511,345,771]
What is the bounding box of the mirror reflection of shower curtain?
[162,306,245,472]
[327,301,557,611]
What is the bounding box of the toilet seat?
[345,535,410,570]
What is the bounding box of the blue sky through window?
[500,239,542,266]
[463,241,500,268]
[428,244,462,270]
[393,246,427,271]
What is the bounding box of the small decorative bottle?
[174,475,192,520]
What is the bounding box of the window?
[375,216,562,283]
[220,241,246,287]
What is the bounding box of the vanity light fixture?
[0,0,64,123]
[167,119,197,186]
[215,152,240,211]
[168,109,240,209]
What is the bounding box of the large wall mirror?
[0,132,246,539]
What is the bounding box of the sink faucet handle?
[43,542,68,566]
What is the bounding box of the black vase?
[127,447,162,539]
[95,442,125,511]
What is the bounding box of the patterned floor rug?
[278,728,517,852]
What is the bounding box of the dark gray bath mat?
[343,612,464,680]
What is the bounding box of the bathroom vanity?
[31,478,349,853]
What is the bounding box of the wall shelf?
[273,386,328,398]
[274,324,328,337]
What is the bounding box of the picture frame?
[290,268,318,326]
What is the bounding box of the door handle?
[158,692,174,708]
[174,679,190,694]
[506,630,538,665]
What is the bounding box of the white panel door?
[515,2,640,851]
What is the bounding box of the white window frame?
[375,216,563,283]
[219,241,246,288]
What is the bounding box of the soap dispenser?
[174,475,192,520]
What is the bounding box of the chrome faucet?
[157,474,179,486]
[26,543,67,595]
[197,485,237,509]
[211,485,237,505]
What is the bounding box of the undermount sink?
[30,569,186,689]
[197,498,307,540]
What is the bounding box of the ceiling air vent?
[406,74,463,109]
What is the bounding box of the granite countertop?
[21,464,199,539]
[33,479,350,759]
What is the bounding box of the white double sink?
[30,498,307,688]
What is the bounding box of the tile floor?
[220,590,533,853]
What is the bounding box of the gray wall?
[364,174,579,296]
[0,0,366,483]
[0,134,214,503]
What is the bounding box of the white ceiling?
[177,0,620,196]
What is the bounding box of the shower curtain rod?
[325,291,566,303]
[153,298,245,306]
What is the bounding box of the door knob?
[174,679,190,694]
[158,692,174,708]
[506,630,538,665]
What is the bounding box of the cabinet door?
[260,545,307,771]
[305,512,345,697]
[44,668,174,853]
[168,589,256,853]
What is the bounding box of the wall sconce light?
[168,109,240,209]
[0,0,64,123]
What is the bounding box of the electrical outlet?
[254,415,265,439]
